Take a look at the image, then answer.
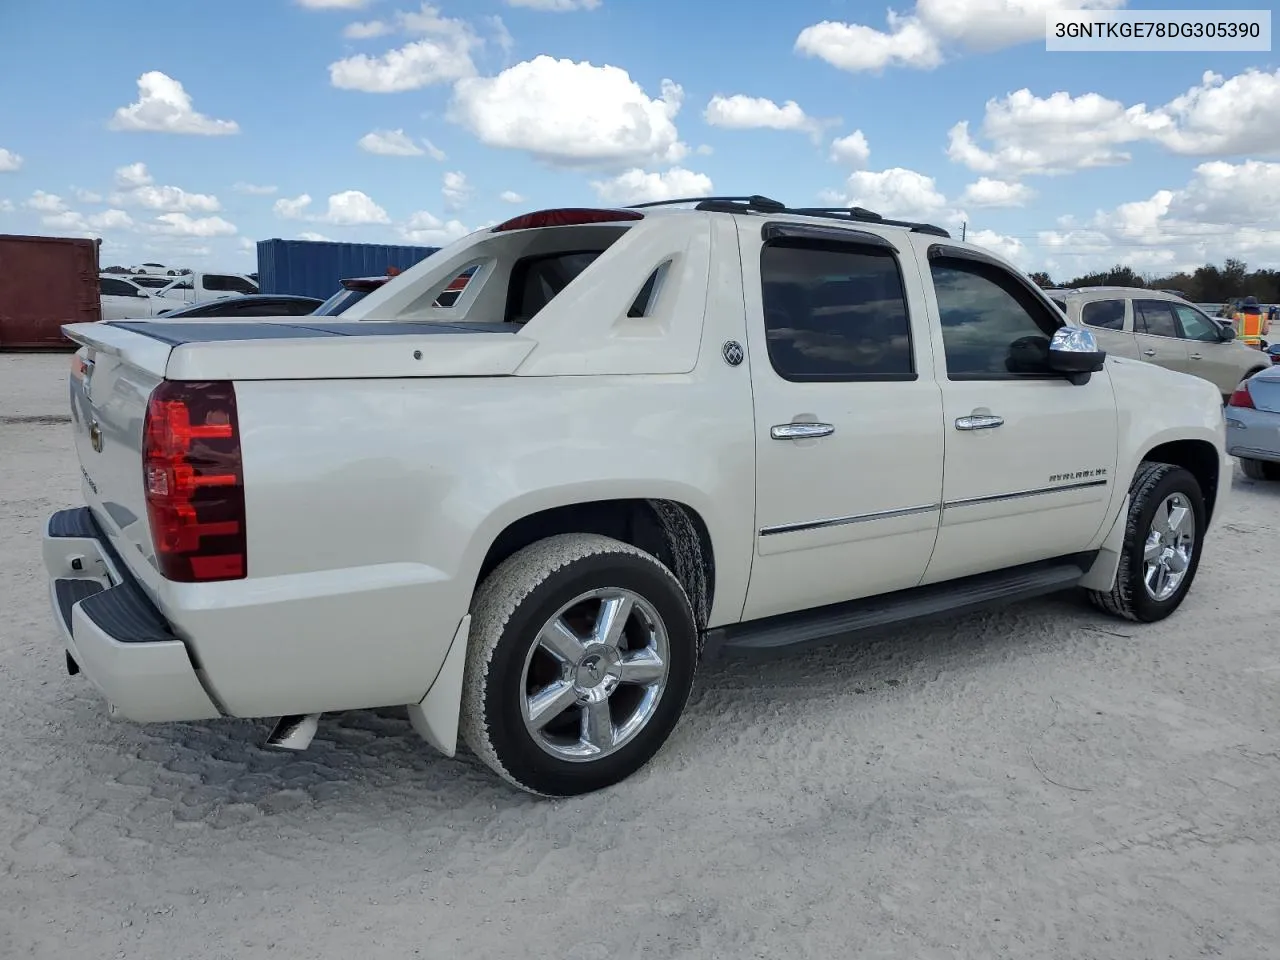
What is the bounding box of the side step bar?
[705,554,1094,658]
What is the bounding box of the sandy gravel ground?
[1,352,1278,959]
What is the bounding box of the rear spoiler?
[62,322,173,378]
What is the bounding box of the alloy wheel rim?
[519,588,670,762]
[1142,492,1196,602]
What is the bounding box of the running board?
[704,554,1094,657]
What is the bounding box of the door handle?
[955,414,1004,431]
[1189,353,1202,360]
[771,422,835,440]
[1143,349,1156,357]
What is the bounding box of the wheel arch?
[474,498,717,629]
[1139,438,1221,525]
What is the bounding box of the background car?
[1225,367,1280,480]
[154,294,323,319]
[1046,286,1270,401]
[311,267,476,316]
[99,274,163,320]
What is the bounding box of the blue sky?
[0,0,1276,282]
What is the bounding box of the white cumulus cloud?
[829,131,870,167]
[148,213,238,237]
[449,56,687,168]
[274,190,389,225]
[960,177,1036,207]
[0,148,22,172]
[795,0,1125,73]
[499,190,525,203]
[398,210,471,245]
[108,71,240,135]
[358,129,426,156]
[329,5,478,92]
[442,171,471,210]
[589,167,713,205]
[233,182,278,195]
[703,94,828,140]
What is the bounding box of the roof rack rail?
[628,195,786,213]
[626,196,950,238]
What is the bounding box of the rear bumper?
[1224,406,1280,463]
[43,507,221,723]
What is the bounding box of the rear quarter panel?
[177,216,757,716]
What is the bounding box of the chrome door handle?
[955,415,1004,431]
[1189,353,1202,360]
[771,422,835,440]
[1143,349,1156,356]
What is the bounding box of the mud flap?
[1078,494,1130,591]
[406,614,471,757]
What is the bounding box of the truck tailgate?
[65,326,169,581]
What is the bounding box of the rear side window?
[1134,299,1178,337]
[204,274,258,294]
[759,241,914,381]
[1082,299,1125,330]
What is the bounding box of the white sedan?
[99,275,163,321]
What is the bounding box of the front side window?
[1081,299,1125,330]
[100,278,142,297]
[1133,299,1178,337]
[759,240,914,381]
[1173,304,1220,342]
[930,258,1059,378]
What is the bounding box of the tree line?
[1027,258,1280,304]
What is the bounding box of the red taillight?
[142,380,246,582]
[71,355,87,379]
[491,208,644,232]
[1229,383,1255,408]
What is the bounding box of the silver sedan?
[1226,365,1280,480]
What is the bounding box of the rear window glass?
[1082,299,1125,330]
[505,252,602,323]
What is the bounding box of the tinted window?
[505,251,603,323]
[131,276,170,288]
[1173,304,1220,342]
[930,259,1059,378]
[1134,299,1178,337]
[313,288,369,317]
[1081,299,1125,330]
[100,278,142,297]
[759,241,913,381]
[166,280,194,291]
[204,274,259,294]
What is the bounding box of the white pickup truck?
[45,196,1230,796]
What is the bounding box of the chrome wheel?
[1143,492,1196,602]
[520,588,670,762]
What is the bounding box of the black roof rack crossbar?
[789,207,952,238]
[628,195,787,212]
[627,196,950,238]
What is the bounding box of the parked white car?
[49,197,1229,796]
[1047,286,1270,402]
[98,275,163,320]
[152,271,259,305]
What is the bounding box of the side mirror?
[1048,326,1106,385]
[1218,323,1236,342]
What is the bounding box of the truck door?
[739,220,945,622]
[910,236,1119,584]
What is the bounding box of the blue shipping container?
[256,238,440,300]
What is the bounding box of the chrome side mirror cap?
[1048,326,1107,382]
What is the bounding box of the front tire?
[1088,462,1205,623]
[460,533,698,796]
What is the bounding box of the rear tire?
[460,533,697,797]
[1240,457,1280,481]
[1087,462,1205,623]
